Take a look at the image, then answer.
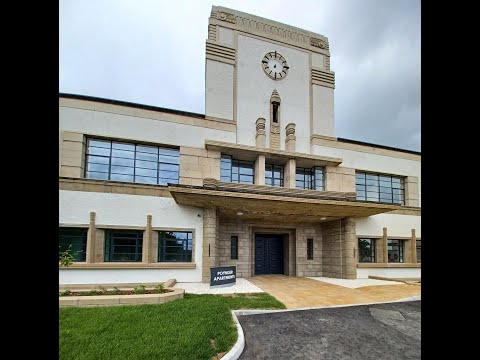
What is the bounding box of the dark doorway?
[255,234,284,275]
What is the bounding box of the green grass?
[59,293,285,360]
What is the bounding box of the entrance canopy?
[168,182,401,224]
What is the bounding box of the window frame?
[59,227,88,262]
[295,166,324,191]
[358,238,376,263]
[104,229,143,262]
[355,171,405,205]
[231,236,238,260]
[387,239,405,263]
[416,239,421,263]
[307,238,314,260]
[265,163,284,187]
[220,154,255,184]
[85,137,180,186]
[158,231,193,263]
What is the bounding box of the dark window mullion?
[108,141,113,180]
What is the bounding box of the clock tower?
[205,6,335,154]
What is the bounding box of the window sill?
[357,263,420,268]
[60,262,196,270]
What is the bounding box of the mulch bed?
[60,289,172,297]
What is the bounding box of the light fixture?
[320,217,327,220]
[236,212,244,216]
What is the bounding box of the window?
[296,167,324,190]
[104,230,143,262]
[158,231,193,262]
[358,238,376,263]
[387,239,404,263]
[85,138,179,185]
[272,102,279,123]
[416,240,421,263]
[59,227,87,262]
[220,155,254,184]
[265,164,284,187]
[307,239,313,260]
[355,172,404,205]
[231,236,238,260]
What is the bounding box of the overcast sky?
[59,0,420,151]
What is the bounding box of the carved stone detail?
[203,178,219,189]
[285,123,296,136]
[310,37,328,49]
[285,123,296,152]
[256,118,266,148]
[217,12,236,24]
[270,89,281,103]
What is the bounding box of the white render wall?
[205,60,234,120]
[312,85,335,138]
[357,267,421,279]
[218,26,234,46]
[312,145,421,206]
[356,214,421,238]
[236,35,311,153]
[59,190,204,283]
[59,107,235,148]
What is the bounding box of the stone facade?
[295,226,322,277]
[179,147,221,186]
[321,218,357,279]
[218,222,251,278]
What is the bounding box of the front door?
[255,234,284,275]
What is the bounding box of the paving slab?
[247,275,421,308]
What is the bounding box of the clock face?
[262,51,289,80]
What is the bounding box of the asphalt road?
[238,300,421,360]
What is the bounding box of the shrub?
[59,290,71,297]
[84,290,101,296]
[111,287,121,295]
[134,285,146,294]
[154,283,165,294]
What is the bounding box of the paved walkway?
[174,278,263,294]
[247,275,421,308]
[238,300,421,360]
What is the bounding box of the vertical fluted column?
[86,211,96,263]
[143,215,152,263]
[285,123,296,152]
[256,118,266,148]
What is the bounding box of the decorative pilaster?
[86,211,96,263]
[284,159,296,188]
[342,218,357,279]
[411,228,417,264]
[285,123,296,152]
[202,207,219,283]
[143,215,152,263]
[255,118,266,148]
[270,90,281,149]
[254,155,265,185]
[383,227,388,263]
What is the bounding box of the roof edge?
[59,93,206,119]
[336,137,420,156]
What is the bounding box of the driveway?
[247,275,421,308]
[238,300,421,360]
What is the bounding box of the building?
[59,6,421,285]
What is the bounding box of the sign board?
[210,266,236,287]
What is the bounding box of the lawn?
[59,293,285,360]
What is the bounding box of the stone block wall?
[179,147,221,186]
[325,166,355,193]
[321,218,357,279]
[60,131,86,178]
[295,226,322,277]
[218,222,251,278]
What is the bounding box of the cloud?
[60,0,420,151]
